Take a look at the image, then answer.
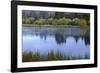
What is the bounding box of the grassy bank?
[22,51,90,62]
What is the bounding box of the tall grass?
[22,51,90,62]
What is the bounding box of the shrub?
[72,18,80,25]
[57,18,71,25]
[52,19,59,25]
[72,18,88,28]
[22,17,34,24]
[66,18,72,25]
[45,18,53,25]
[79,19,87,28]
[22,17,89,27]
[34,19,45,25]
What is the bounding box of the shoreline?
[22,24,81,28]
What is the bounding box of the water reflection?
[22,26,90,61]
[55,32,66,44]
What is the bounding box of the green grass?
[22,51,90,62]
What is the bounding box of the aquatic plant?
[22,51,90,62]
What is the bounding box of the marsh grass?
[22,51,90,62]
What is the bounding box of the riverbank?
[22,51,90,62]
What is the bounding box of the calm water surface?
[22,26,90,59]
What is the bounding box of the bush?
[22,17,34,24]
[79,19,87,28]
[34,19,45,25]
[51,19,59,25]
[45,18,53,25]
[22,17,89,28]
[72,18,80,25]
[72,18,88,28]
[65,18,72,25]
[22,18,29,24]
[57,18,72,25]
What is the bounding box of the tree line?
[22,12,90,28]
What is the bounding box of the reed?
[22,51,90,62]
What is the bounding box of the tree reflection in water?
[22,26,90,62]
[39,32,90,45]
[73,36,90,45]
[54,32,66,44]
[40,33,47,40]
[84,36,90,45]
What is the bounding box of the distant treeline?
[22,11,90,28]
[22,10,90,20]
